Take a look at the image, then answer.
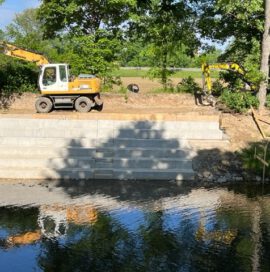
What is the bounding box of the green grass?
[112,68,219,78]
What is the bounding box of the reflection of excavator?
[201,62,256,106]
[0,41,103,113]
[5,205,98,247]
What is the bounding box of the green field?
[113,68,219,78]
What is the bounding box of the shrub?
[219,89,259,113]
[176,76,201,94]
[240,142,270,179]
[211,81,224,97]
[0,56,38,96]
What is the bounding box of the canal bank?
[0,113,227,181]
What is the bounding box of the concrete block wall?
[0,117,224,180]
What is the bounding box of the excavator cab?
[39,64,69,92]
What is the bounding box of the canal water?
[0,180,270,272]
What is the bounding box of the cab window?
[59,65,67,82]
[42,67,56,86]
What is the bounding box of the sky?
[0,0,40,30]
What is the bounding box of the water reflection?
[0,181,270,271]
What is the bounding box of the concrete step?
[0,146,108,158]
[98,128,223,140]
[0,128,97,139]
[0,119,98,130]
[99,138,190,149]
[113,147,196,159]
[0,137,190,149]
[0,157,193,170]
[113,168,194,181]
[99,158,193,170]
[0,128,223,140]
[0,119,219,130]
[0,167,194,181]
[0,158,95,169]
[0,146,196,159]
[0,137,96,148]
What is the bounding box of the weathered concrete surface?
[0,113,225,181]
[0,112,221,121]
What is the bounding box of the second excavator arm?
[0,41,49,66]
[202,62,255,94]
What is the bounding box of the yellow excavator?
[0,41,103,113]
[201,62,256,106]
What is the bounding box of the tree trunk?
[258,0,270,112]
[161,46,168,89]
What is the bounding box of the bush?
[176,76,201,94]
[211,81,224,97]
[240,142,270,178]
[0,56,38,96]
[219,89,259,113]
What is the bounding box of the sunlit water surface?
[0,180,270,272]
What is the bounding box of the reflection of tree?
[261,218,270,271]
[38,212,138,271]
[0,207,39,235]
[0,207,39,249]
[140,211,181,272]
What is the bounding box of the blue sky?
[0,0,40,30]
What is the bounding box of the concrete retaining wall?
[0,116,224,181]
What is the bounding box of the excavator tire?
[35,97,53,113]
[75,96,93,113]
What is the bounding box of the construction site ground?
[0,77,269,182]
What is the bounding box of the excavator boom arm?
[202,62,254,93]
[0,41,49,66]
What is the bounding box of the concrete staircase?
[0,117,224,180]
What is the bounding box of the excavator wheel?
[35,97,53,113]
[75,96,93,113]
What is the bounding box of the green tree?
[131,0,199,88]
[4,8,62,61]
[6,8,46,50]
[258,0,270,111]
[38,0,136,37]
[195,0,268,104]
[56,32,121,87]
[5,9,43,50]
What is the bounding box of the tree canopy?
[38,0,136,37]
